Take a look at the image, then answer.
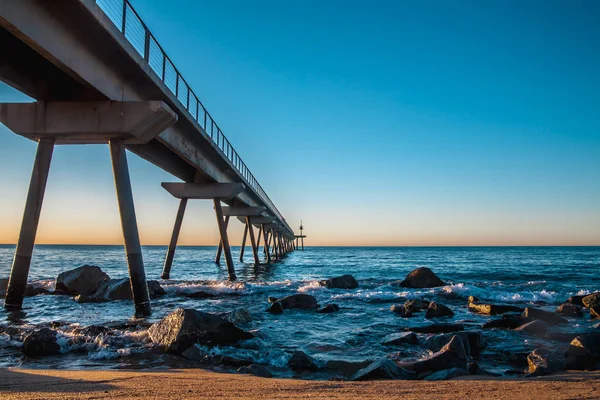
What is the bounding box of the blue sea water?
[0,245,598,376]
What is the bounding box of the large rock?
[148,308,254,353]
[92,278,165,300]
[555,303,583,317]
[468,297,523,315]
[482,315,526,330]
[566,294,588,307]
[325,360,373,376]
[565,333,600,362]
[404,299,430,313]
[424,331,483,357]
[319,274,358,289]
[582,293,600,308]
[382,332,419,346]
[269,294,318,311]
[351,359,415,381]
[223,308,252,325]
[238,364,273,378]
[591,306,600,319]
[288,351,318,371]
[425,302,454,319]
[55,265,110,296]
[397,267,445,288]
[424,367,468,381]
[514,320,547,336]
[522,307,568,325]
[390,304,413,318]
[527,349,564,376]
[181,344,209,361]
[401,335,468,374]
[317,304,340,314]
[22,328,61,357]
[409,324,464,334]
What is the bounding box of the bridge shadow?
[0,369,115,393]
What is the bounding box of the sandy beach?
[0,369,599,400]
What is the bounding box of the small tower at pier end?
[295,220,307,250]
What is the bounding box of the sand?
[0,369,599,399]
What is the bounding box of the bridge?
[0,0,298,317]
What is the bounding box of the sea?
[0,245,598,378]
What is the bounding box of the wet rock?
[72,325,112,337]
[267,297,278,303]
[351,359,415,381]
[526,349,564,376]
[74,294,110,303]
[591,306,600,319]
[288,351,318,371]
[404,299,430,313]
[93,278,165,300]
[181,344,209,361]
[238,364,273,378]
[566,294,588,307]
[514,320,547,336]
[390,305,413,318]
[382,332,419,346]
[522,307,568,325]
[424,367,468,381]
[555,303,583,317]
[325,360,373,376]
[219,355,254,367]
[425,331,483,357]
[401,335,468,374]
[223,308,252,325]
[25,285,48,297]
[147,281,166,297]
[482,314,526,330]
[267,302,284,314]
[184,291,216,299]
[271,294,318,310]
[409,323,464,334]
[317,304,340,314]
[397,267,445,288]
[582,293,600,308]
[468,297,523,315]
[503,350,532,367]
[593,322,600,329]
[148,308,254,354]
[468,362,496,376]
[564,333,600,368]
[22,328,61,357]
[545,330,581,343]
[425,302,454,319]
[319,274,358,289]
[55,265,110,296]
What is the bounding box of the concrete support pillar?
[4,139,54,310]
[262,224,271,263]
[161,198,187,279]
[273,230,279,260]
[214,199,236,280]
[302,236,305,250]
[239,223,248,262]
[247,217,260,264]
[256,225,262,251]
[109,138,151,317]
[215,215,230,263]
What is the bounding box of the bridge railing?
[96,0,291,233]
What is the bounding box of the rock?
[317,304,340,314]
[238,364,273,378]
[268,297,278,303]
[565,333,600,361]
[319,274,358,289]
[382,332,419,346]
[55,265,110,296]
[555,303,583,317]
[527,349,564,376]
[468,298,523,315]
[267,301,284,314]
[401,335,468,374]
[147,280,166,297]
[223,308,252,325]
[181,344,209,361]
[219,355,253,367]
[409,324,464,334]
[522,307,568,325]
[93,278,165,300]
[404,299,430,313]
[515,320,547,336]
[566,294,588,307]
[424,367,468,381]
[325,360,373,376]
[425,331,483,357]
[351,359,415,381]
[147,308,254,353]
[425,302,454,319]
[545,330,581,343]
[591,306,600,319]
[288,351,318,371]
[184,291,216,299]
[390,305,413,318]
[468,362,496,376]
[24,284,48,297]
[272,294,318,310]
[482,315,526,330]
[72,325,112,337]
[582,293,600,308]
[74,294,110,303]
[22,328,61,357]
[398,267,445,289]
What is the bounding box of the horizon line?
[0,243,598,248]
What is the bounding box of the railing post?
[121,0,127,34]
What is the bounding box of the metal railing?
[95,0,291,234]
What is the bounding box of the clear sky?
[0,0,599,246]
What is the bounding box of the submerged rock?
[238,364,273,378]
[55,265,110,296]
[425,302,454,319]
[382,332,419,346]
[148,308,254,353]
[390,305,413,318]
[317,304,340,314]
[92,278,165,300]
[397,267,445,289]
[468,297,523,315]
[351,359,415,381]
[527,349,565,376]
[424,367,468,381]
[555,303,583,317]
[22,328,61,357]
[184,291,216,299]
[522,307,568,325]
[288,351,318,371]
[401,335,468,374]
[514,320,547,336]
[404,299,430,313]
[408,323,464,334]
[223,308,252,325]
[482,315,525,330]
[319,274,358,289]
[566,294,588,307]
[269,294,318,311]
[582,293,600,308]
[424,331,483,357]
[267,302,284,314]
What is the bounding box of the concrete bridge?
[0,0,298,316]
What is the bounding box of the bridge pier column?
[256,225,262,256]
[214,199,236,280]
[239,223,248,262]
[273,230,279,260]
[215,216,230,264]
[4,139,54,310]
[262,224,271,263]
[161,198,187,279]
[247,217,260,265]
[109,138,151,317]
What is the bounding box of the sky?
[0,0,599,246]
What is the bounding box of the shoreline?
[1,368,599,399]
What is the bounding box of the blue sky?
[0,0,599,245]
